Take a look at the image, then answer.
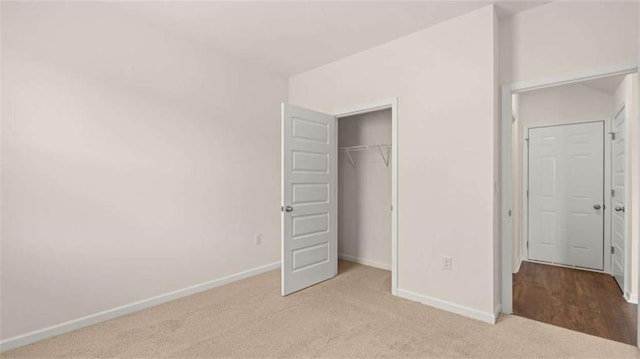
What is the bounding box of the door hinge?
[609,132,616,140]
[611,189,615,197]
[611,246,615,254]
[526,189,529,198]
[526,241,529,249]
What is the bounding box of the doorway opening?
[336,109,392,285]
[506,72,638,345]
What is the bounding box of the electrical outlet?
[255,234,262,245]
[442,256,452,271]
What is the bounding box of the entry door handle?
[284,206,294,213]
[615,206,625,212]
[593,204,602,210]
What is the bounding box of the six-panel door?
[528,121,604,270]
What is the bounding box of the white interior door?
[281,103,337,296]
[528,121,604,270]
[611,107,626,290]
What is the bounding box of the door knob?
[593,204,602,210]
[284,206,294,213]
[615,206,625,212]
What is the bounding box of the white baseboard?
[397,289,497,324]
[0,261,281,353]
[524,259,605,274]
[626,292,638,304]
[513,256,522,274]
[338,253,391,270]
[494,303,503,321]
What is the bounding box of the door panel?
[281,103,337,296]
[612,108,626,290]
[528,122,604,270]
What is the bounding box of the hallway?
[514,261,637,345]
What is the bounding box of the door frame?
[521,119,612,274]
[333,98,398,296]
[500,63,638,321]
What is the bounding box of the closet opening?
[337,108,393,292]
[280,99,397,296]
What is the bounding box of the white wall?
[1,2,287,340]
[613,73,639,299]
[338,110,391,269]
[500,1,639,85]
[290,6,499,318]
[517,84,614,128]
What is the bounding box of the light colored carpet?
[3,261,639,358]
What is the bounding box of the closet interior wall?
[338,109,392,270]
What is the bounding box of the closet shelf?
[339,144,390,167]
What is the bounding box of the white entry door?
[611,107,626,290]
[281,103,337,296]
[528,121,604,270]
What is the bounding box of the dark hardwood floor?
[513,261,637,346]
